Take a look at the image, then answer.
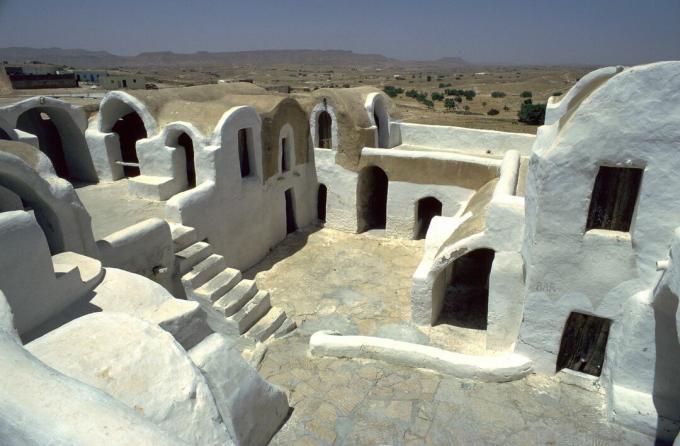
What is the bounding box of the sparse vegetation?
[444,98,456,111]
[491,91,506,98]
[487,108,500,116]
[520,91,533,98]
[438,82,452,88]
[423,99,434,109]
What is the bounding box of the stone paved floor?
[246,227,654,445]
[75,180,165,239]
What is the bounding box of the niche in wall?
[586,166,643,232]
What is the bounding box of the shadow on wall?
[242,226,322,280]
[653,286,680,441]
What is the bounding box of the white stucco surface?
[309,330,533,382]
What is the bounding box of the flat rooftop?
[75,180,165,240]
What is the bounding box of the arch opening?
[317,184,327,223]
[436,248,495,329]
[414,196,442,240]
[0,127,10,140]
[356,166,388,233]
[317,111,332,149]
[111,111,146,178]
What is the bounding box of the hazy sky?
[0,0,678,65]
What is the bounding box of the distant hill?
[0,47,470,69]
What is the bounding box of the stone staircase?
[169,223,296,342]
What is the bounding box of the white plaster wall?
[365,92,391,148]
[0,211,96,335]
[0,96,97,182]
[87,92,158,181]
[166,109,316,271]
[0,144,97,256]
[397,122,535,156]
[385,181,473,239]
[0,292,186,445]
[518,62,680,438]
[96,218,176,292]
[314,148,358,232]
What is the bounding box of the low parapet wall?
[397,122,535,156]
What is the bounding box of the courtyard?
[245,228,653,445]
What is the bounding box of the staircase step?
[274,318,297,339]
[245,308,287,342]
[169,223,197,252]
[194,268,242,302]
[228,291,271,334]
[181,254,226,290]
[175,241,212,275]
[213,279,258,317]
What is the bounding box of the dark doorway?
[111,111,146,178]
[0,127,10,140]
[586,166,643,232]
[177,132,195,188]
[437,249,495,329]
[414,197,442,239]
[317,184,327,223]
[238,128,250,177]
[356,166,388,233]
[16,109,69,179]
[281,137,290,172]
[318,111,332,149]
[556,312,611,376]
[285,188,297,234]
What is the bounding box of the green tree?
[444,98,456,111]
[518,102,546,125]
[487,108,500,116]
[520,91,533,98]
[383,85,403,98]
[491,91,506,98]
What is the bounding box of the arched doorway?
[317,111,332,149]
[357,166,388,233]
[414,197,442,239]
[317,184,327,223]
[174,132,195,188]
[437,248,495,329]
[111,111,146,178]
[16,109,69,179]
